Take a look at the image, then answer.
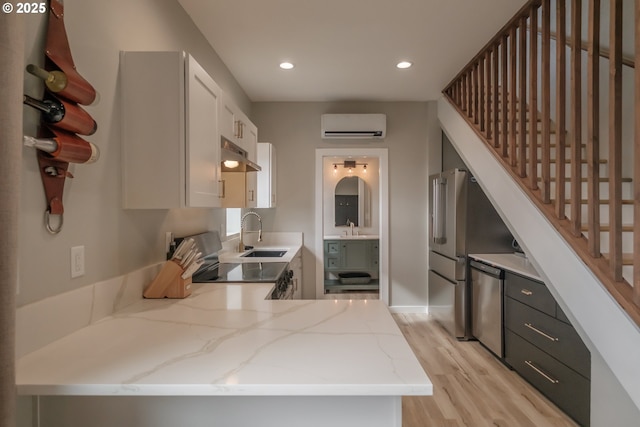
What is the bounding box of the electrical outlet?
[71,246,85,278]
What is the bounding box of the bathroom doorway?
[314,148,389,304]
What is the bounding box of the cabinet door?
[185,55,222,207]
[219,94,237,143]
[244,120,258,208]
[341,241,370,270]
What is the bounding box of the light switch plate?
[71,245,85,278]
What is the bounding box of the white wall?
[251,102,436,306]
[18,0,251,306]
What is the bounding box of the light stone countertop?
[16,282,432,397]
[469,253,542,281]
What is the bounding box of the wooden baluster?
[541,0,551,203]
[635,0,640,303]
[510,25,518,167]
[474,62,480,125]
[462,73,467,112]
[529,7,539,188]
[468,68,473,117]
[519,16,528,178]
[479,55,485,131]
[493,43,500,148]
[609,0,623,281]
[555,0,567,220]
[485,50,492,140]
[501,34,509,158]
[587,0,601,257]
[570,0,582,237]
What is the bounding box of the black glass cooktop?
[192,261,288,283]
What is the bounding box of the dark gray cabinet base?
[506,330,590,426]
[504,271,590,426]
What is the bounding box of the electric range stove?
[192,261,289,283]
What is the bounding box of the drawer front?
[429,251,465,281]
[505,272,556,316]
[505,330,590,427]
[505,298,590,378]
[325,241,341,255]
[325,257,340,270]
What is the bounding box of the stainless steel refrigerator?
[428,169,513,339]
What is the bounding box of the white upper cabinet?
[257,142,277,208]
[218,92,259,208]
[121,51,222,209]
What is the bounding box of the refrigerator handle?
[432,176,447,244]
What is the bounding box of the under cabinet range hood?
[321,114,386,139]
[221,137,261,172]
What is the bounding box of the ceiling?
[177,0,528,102]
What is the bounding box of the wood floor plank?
[394,314,579,427]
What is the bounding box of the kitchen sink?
[241,250,287,258]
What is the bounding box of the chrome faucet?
[348,220,355,235]
[238,211,262,252]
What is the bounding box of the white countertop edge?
[18,383,433,397]
[469,253,542,281]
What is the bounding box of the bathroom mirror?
[334,176,369,227]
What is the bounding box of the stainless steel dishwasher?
[470,260,505,358]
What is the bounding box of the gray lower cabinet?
[504,271,590,427]
[324,239,379,292]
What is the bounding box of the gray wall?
[251,101,439,306]
[19,0,251,306]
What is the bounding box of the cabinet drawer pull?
[525,360,559,384]
[524,323,559,342]
[520,289,533,296]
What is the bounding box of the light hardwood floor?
[394,313,579,427]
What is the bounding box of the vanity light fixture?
[279,62,295,70]
[223,160,240,168]
[332,160,368,172]
[396,61,413,69]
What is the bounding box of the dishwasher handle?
[469,260,504,278]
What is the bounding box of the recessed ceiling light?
[396,61,413,69]
[279,62,295,70]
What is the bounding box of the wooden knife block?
[143,260,192,299]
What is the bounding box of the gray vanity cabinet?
[324,239,379,292]
[504,272,590,426]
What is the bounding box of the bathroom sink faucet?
[238,211,262,252]
[348,220,355,236]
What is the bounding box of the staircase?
[442,0,640,327]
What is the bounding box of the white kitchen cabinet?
[219,95,259,208]
[257,142,277,208]
[121,51,222,209]
[290,248,303,299]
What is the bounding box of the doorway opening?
[314,148,389,304]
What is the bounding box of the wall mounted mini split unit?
[321,114,386,139]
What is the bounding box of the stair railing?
[443,0,640,325]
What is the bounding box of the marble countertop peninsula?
[16,282,432,397]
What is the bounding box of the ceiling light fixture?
[279,62,295,70]
[396,61,413,69]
